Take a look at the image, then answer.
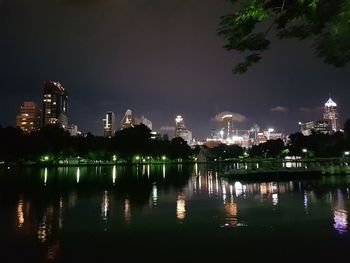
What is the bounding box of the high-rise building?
[323,97,339,132]
[121,109,133,129]
[16,101,41,133]
[135,116,152,130]
[175,115,192,145]
[103,111,116,137]
[299,120,331,136]
[221,114,234,139]
[42,81,68,129]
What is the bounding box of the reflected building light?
[176,194,186,222]
[272,183,278,192]
[235,182,243,197]
[112,165,116,186]
[37,216,47,243]
[260,183,269,195]
[17,197,24,228]
[101,191,109,223]
[44,167,48,186]
[195,163,198,176]
[272,193,278,206]
[304,192,309,213]
[334,189,348,234]
[58,197,63,229]
[223,199,238,227]
[208,173,213,196]
[147,164,150,178]
[124,198,131,223]
[222,185,227,203]
[152,184,158,206]
[334,209,348,234]
[229,185,233,196]
[76,167,80,184]
[142,165,146,176]
[193,176,197,193]
[162,164,166,179]
[198,175,202,191]
[215,173,219,195]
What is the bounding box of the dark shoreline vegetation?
[1,122,350,167]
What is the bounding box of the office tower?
[175,115,192,144]
[299,120,331,136]
[121,109,133,129]
[16,101,41,133]
[42,81,68,129]
[103,111,116,137]
[221,114,234,139]
[323,97,339,132]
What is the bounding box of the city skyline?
[13,86,340,144]
[1,0,349,139]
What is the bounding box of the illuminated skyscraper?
[42,81,68,129]
[103,111,116,137]
[175,115,192,144]
[121,109,133,129]
[221,114,234,139]
[323,97,339,132]
[16,101,41,133]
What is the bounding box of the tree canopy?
[218,0,350,74]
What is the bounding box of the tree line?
[1,120,350,164]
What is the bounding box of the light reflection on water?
[2,164,350,261]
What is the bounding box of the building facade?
[175,115,192,145]
[299,120,331,136]
[103,111,116,137]
[42,81,68,129]
[16,101,41,133]
[323,97,339,132]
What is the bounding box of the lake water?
[1,164,350,262]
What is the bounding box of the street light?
[302,148,308,153]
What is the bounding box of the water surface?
[1,164,350,262]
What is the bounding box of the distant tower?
[323,97,339,132]
[175,115,192,144]
[175,115,185,137]
[221,114,234,139]
[103,111,116,137]
[16,101,41,133]
[121,109,133,129]
[42,81,68,129]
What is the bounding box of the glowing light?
[152,184,158,206]
[344,151,350,156]
[101,191,109,230]
[17,198,24,228]
[334,209,348,234]
[112,165,116,185]
[268,128,274,133]
[162,164,166,179]
[272,193,278,206]
[135,156,140,161]
[44,168,48,186]
[176,194,186,221]
[76,167,80,183]
[302,148,308,153]
[235,181,243,197]
[112,155,117,161]
[162,156,166,161]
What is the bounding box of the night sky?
[1,0,349,139]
